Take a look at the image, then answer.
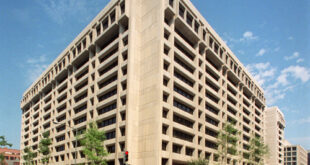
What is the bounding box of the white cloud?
[291,116,310,124]
[222,31,258,45]
[253,62,270,70]
[243,31,253,38]
[25,55,49,83]
[11,8,32,23]
[246,62,276,86]
[26,55,47,64]
[277,73,289,86]
[238,50,245,55]
[256,48,266,56]
[243,31,257,40]
[240,31,258,41]
[37,44,44,48]
[246,63,310,105]
[280,65,310,83]
[37,0,104,24]
[264,66,310,104]
[27,64,49,83]
[296,58,304,63]
[264,82,295,105]
[281,107,299,114]
[274,47,280,52]
[284,52,299,61]
[246,62,284,105]
[264,87,286,105]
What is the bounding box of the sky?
[0,0,309,150]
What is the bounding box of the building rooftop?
[0,148,20,155]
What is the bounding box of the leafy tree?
[217,121,240,165]
[249,135,269,165]
[79,122,108,165]
[0,136,12,165]
[23,147,36,165]
[0,154,4,165]
[188,157,209,165]
[38,131,52,164]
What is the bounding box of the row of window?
[173,99,193,114]
[98,117,116,128]
[22,0,128,108]
[164,1,266,107]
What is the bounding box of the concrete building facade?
[307,151,310,165]
[20,0,267,165]
[264,107,285,165]
[284,145,308,165]
[0,148,20,165]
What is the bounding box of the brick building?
[0,148,20,165]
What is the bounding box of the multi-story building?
[0,148,20,165]
[307,150,310,165]
[284,145,308,165]
[264,107,285,165]
[20,0,267,164]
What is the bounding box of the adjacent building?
[20,0,267,164]
[284,144,308,165]
[307,150,310,165]
[264,107,285,165]
[0,148,20,165]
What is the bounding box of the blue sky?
[0,0,309,150]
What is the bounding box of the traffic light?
[124,151,129,162]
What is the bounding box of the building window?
[173,129,194,142]
[107,145,115,153]
[74,116,87,125]
[106,131,116,140]
[205,140,217,149]
[174,70,194,87]
[179,4,185,18]
[74,104,87,114]
[174,56,194,73]
[169,0,174,7]
[97,102,116,115]
[174,85,194,101]
[205,115,219,126]
[97,117,116,128]
[120,1,125,14]
[186,13,193,26]
[162,141,168,151]
[173,99,194,114]
[173,144,182,154]
[173,114,194,128]
[56,145,65,152]
[98,89,117,102]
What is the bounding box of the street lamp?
[53,120,77,165]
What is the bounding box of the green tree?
[38,131,52,164]
[249,135,269,165]
[188,157,209,165]
[217,121,240,165]
[0,136,12,165]
[79,122,108,165]
[23,147,36,165]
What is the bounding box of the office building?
[284,144,307,165]
[264,107,285,165]
[307,150,310,165]
[0,148,20,165]
[20,0,266,164]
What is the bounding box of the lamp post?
[53,120,77,165]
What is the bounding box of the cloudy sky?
[0,0,309,149]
